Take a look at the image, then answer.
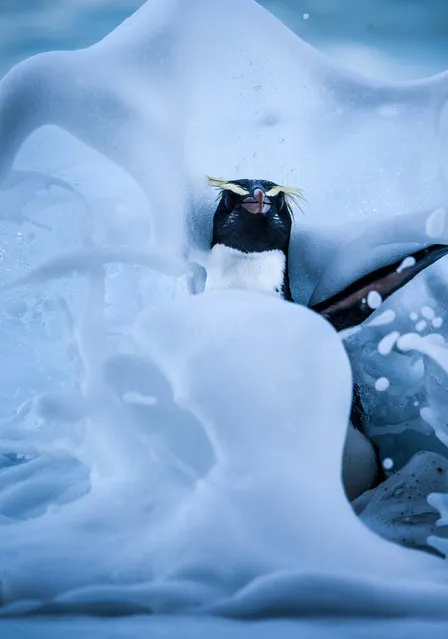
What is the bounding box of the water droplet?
[367,290,382,309]
[383,458,394,470]
[396,256,416,273]
[378,331,400,356]
[367,309,396,327]
[421,306,435,321]
[375,377,390,392]
[415,320,427,332]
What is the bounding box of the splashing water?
[1,0,448,620]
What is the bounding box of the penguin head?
[207,177,303,254]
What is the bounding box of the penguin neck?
[204,243,291,300]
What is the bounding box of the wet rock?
[353,450,448,557]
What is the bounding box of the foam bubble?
[421,307,435,321]
[397,257,416,273]
[375,377,390,392]
[378,331,401,356]
[367,290,382,310]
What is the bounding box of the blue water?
[1,1,447,78]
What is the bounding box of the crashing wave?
[1,0,448,618]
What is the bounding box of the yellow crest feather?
[206,175,306,214]
[206,176,250,196]
[266,184,306,216]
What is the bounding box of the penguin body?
[205,176,448,500]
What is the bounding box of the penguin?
[205,176,299,300]
[205,176,448,500]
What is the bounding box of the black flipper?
[311,244,448,465]
[311,244,448,332]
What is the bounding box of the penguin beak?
[242,188,271,214]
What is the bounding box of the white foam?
[0,0,448,620]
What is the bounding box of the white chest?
[204,244,286,298]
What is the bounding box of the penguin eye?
[276,192,285,210]
[223,190,236,211]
